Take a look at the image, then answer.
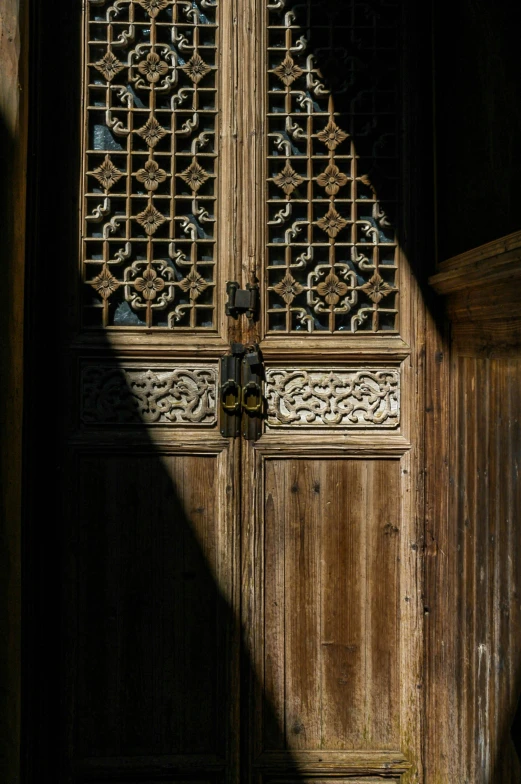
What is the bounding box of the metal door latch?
[225,282,259,320]
[220,343,264,440]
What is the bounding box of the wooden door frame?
[4,0,438,780]
[5,2,520,782]
[427,234,521,781]
[0,1,28,782]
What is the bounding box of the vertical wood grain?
[367,460,400,747]
[264,459,287,749]
[284,460,322,750]
[0,2,27,782]
[263,457,402,755]
[423,312,457,782]
[449,355,521,782]
[75,453,230,761]
[321,460,364,748]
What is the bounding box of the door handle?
[241,381,263,415]
[221,379,241,413]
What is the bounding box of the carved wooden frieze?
[265,367,400,428]
[81,363,217,425]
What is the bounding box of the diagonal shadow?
[24,0,428,781]
[21,2,302,782]
[20,0,521,783]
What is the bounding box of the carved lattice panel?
[82,0,218,329]
[265,367,400,428]
[81,362,218,425]
[266,0,400,333]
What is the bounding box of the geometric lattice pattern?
[82,0,218,329]
[266,0,400,332]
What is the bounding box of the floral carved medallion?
[138,0,169,19]
[273,162,304,195]
[136,161,167,192]
[93,155,123,191]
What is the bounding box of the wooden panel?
[429,230,521,356]
[263,458,401,754]
[80,777,216,784]
[262,0,401,336]
[424,345,521,781]
[426,231,521,780]
[71,451,234,770]
[0,1,28,782]
[265,367,400,430]
[80,361,219,426]
[423,311,457,782]
[453,357,521,782]
[81,0,221,331]
[264,779,400,784]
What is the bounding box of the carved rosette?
[266,0,400,333]
[83,0,218,329]
[81,364,218,425]
[265,368,400,428]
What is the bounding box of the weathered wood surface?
[426,235,521,782]
[0,1,27,783]
[430,231,521,355]
[67,449,239,779]
[27,2,427,783]
[453,356,521,782]
[430,230,521,295]
[264,458,401,752]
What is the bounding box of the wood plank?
[452,357,521,782]
[178,456,222,754]
[430,229,521,294]
[254,748,410,774]
[0,1,28,781]
[321,460,364,748]
[366,460,400,748]
[423,310,457,782]
[74,453,231,764]
[284,459,322,750]
[262,458,402,757]
[263,459,287,749]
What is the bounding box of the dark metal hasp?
[225,281,259,320]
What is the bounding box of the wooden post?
[0,1,28,782]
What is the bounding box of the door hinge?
[220,343,263,440]
[225,281,259,321]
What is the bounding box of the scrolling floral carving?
[83,0,218,329]
[266,0,400,333]
[81,364,217,424]
[265,368,400,427]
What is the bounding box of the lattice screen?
[266,0,400,333]
[82,0,218,329]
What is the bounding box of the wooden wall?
[0,2,28,783]
[430,3,521,772]
[452,354,521,781]
[434,0,521,260]
[428,235,521,782]
[1,1,519,781]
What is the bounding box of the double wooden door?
[56,1,425,782]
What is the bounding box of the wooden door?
[239,3,424,781]
[31,1,425,782]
